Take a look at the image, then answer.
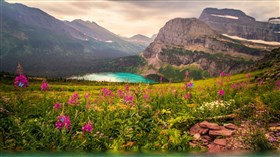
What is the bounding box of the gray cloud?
[6,0,279,37]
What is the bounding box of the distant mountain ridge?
[199,8,280,42]
[0,1,145,76]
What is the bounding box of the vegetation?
[1,66,279,152]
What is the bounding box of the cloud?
[6,0,279,37]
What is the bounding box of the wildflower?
[55,115,71,130]
[218,89,225,96]
[41,80,49,91]
[258,79,264,85]
[85,93,90,99]
[187,82,194,88]
[82,122,93,134]
[160,77,163,83]
[231,84,236,89]
[68,92,79,105]
[184,93,191,99]
[125,95,134,103]
[102,88,112,96]
[143,94,149,100]
[268,137,277,143]
[246,73,251,78]
[125,85,130,91]
[275,80,280,89]
[14,75,28,88]
[220,71,226,77]
[118,90,124,98]
[54,102,61,109]
[227,73,232,77]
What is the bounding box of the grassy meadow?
[0,70,280,152]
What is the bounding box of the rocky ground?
[189,121,280,153]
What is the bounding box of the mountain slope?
[199,8,280,42]
[0,1,145,76]
[140,18,277,81]
[125,34,153,47]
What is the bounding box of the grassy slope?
[0,70,279,151]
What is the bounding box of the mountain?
[140,18,278,81]
[199,8,280,42]
[127,34,153,46]
[0,1,145,77]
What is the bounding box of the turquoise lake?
[70,73,155,83]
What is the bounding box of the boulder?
[199,121,221,130]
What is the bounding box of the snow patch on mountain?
[223,34,280,46]
[211,14,239,19]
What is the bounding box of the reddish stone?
[213,139,227,146]
[199,121,221,130]
[190,124,209,135]
[189,142,198,147]
[201,135,212,141]
[209,129,234,136]
[207,143,224,153]
[224,123,238,130]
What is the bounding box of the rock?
[200,121,221,130]
[190,124,209,135]
[189,142,198,148]
[213,139,227,146]
[193,133,201,140]
[224,123,238,130]
[209,128,234,136]
[207,143,225,153]
[269,126,280,132]
[269,123,280,127]
[201,135,212,141]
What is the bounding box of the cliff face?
[199,8,280,42]
[141,18,275,79]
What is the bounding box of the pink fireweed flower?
[41,81,49,91]
[82,122,93,134]
[258,79,264,86]
[220,71,226,77]
[14,74,28,88]
[246,73,252,78]
[125,95,134,103]
[85,92,90,99]
[184,93,191,99]
[275,80,280,89]
[118,90,124,98]
[160,77,163,83]
[187,82,194,88]
[54,102,61,109]
[143,94,150,100]
[231,83,236,89]
[125,86,130,91]
[55,115,71,130]
[227,73,232,77]
[68,92,79,105]
[102,88,112,96]
[218,89,225,96]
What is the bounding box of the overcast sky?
[6,0,280,37]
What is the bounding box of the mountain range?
[0,1,279,80]
[0,1,148,76]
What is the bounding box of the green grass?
[0,71,279,152]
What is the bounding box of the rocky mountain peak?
[199,8,279,42]
[155,18,218,42]
[143,18,219,59]
[200,8,255,22]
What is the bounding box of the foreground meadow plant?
[14,64,28,88]
[68,92,79,105]
[82,122,93,134]
[55,115,71,130]
[41,79,49,91]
